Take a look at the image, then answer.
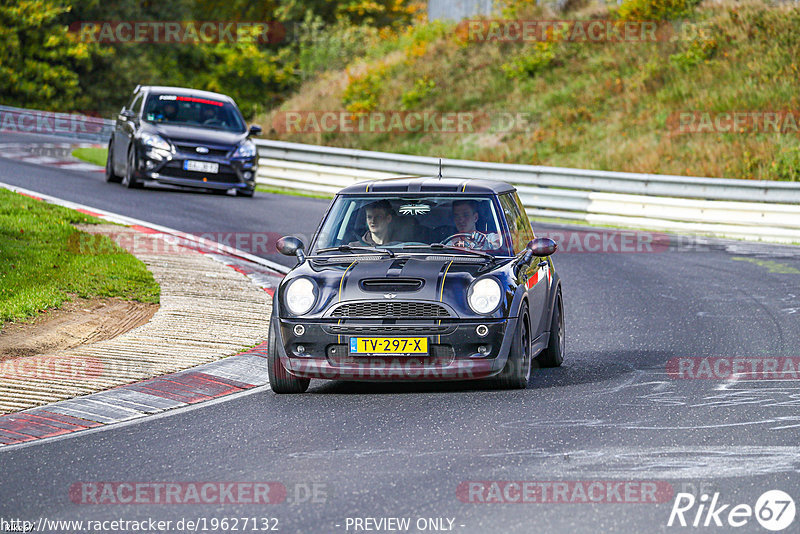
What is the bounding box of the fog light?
[296,345,305,354]
[478,345,490,355]
[243,171,253,179]
[145,160,157,170]
[293,324,305,336]
[476,324,489,337]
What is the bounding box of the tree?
[0,0,103,111]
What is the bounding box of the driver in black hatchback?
[448,200,501,250]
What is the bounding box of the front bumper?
[275,319,515,381]
[135,146,256,191]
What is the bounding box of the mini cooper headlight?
[468,278,502,315]
[284,277,317,315]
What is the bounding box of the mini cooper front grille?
[330,302,450,318]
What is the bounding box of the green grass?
[0,189,160,323]
[71,147,107,167]
[258,0,800,181]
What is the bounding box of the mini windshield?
[142,94,247,133]
[312,195,512,256]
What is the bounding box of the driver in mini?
[449,200,501,250]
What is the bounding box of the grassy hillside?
[257,0,800,181]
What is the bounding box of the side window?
[129,93,143,115]
[512,191,534,243]
[499,193,534,254]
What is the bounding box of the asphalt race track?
[0,132,325,269]
[1,132,800,533]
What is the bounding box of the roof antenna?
[438,158,442,179]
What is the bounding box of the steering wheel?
[442,232,485,248]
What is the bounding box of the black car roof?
[338,177,516,195]
[137,85,235,103]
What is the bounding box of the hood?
[279,256,508,320]
[142,123,247,147]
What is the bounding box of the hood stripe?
[438,261,453,343]
[439,261,453,302]
[339,261,357,302]
[338,261,357,343]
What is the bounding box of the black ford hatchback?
[105,85,261,196]
[268,177,565,393]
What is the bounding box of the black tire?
[104,142,121,183]
[495,309,531,389]
[538,291,564,368]
[267,321,310,394]
[121,148,141,189]
[238,187,255,197]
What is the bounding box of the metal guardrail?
[1,102,796,243]
[254,139,800,243]
[0,105,114,143]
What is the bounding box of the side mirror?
[120,109,135,120]
[249,124,262,136]
[529,237,558,257]
[276,236,305,263]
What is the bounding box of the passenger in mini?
[358,200,395,246]
[450,200,501,250]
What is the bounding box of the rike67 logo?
[668,490,795,531]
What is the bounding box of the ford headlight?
[233,139,257,158]
[141,132,171,152]
[468,278,502,314]
[284,277,317,315]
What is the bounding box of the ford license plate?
[184,160,219,174]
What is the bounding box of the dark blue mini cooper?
[268,177,564,393]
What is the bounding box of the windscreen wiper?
[400,244,494,260]
[316,245,395,257]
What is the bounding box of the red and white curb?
[0,344,271,446]
[0,183,288,447]
[0,142,105,173]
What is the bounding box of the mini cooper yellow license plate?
[349,337,428,355]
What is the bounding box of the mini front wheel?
[267,321,310,394]
[495,309,531,389]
